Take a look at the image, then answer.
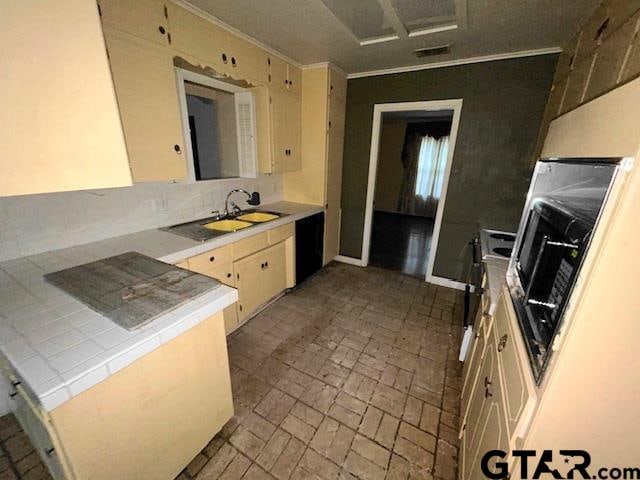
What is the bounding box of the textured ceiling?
[185,0,599,75]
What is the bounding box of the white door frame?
[360,99,464,288]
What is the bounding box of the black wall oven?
[507,159,619,382]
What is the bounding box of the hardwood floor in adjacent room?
[0,263,464,480]
[370,211,435,278]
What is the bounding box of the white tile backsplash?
[0,175,283,261]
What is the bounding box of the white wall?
[0,175,282,262]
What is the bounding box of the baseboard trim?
[334,255,367,267]
[426,274,471,291]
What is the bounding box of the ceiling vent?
[414,45,451,57]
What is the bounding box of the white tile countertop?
[0,201,322,412]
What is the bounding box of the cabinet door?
[104,29,187,182]
[234,242,287,322]
[494,289,536,440]
[261,241,287,301]
[166,3,228,71]
[12,384,67,480]
[286,64,302,94]
[234,250,265,322]
[461,341,506,480]
[460,311,487,432]
[269,89,291,172]
[324,69,346,263]
[229,37,269,85]
[272,90,301,172]
[98,0,169,46]
[285,92,302,171]
[267,56,288,90]
[464,384,509,480]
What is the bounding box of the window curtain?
[398,133,449,218]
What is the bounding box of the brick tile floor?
[0,263,464,480]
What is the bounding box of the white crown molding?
[346,46,563,79]
[172,0,302,69]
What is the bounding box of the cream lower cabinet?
[180,223,295,335]
[460,287,536,480]
[461,329,509,480]
[235,241,287,323]
[0,312,232,480]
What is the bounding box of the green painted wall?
[339,54,558,281]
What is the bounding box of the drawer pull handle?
[484,376,491,388]
[209,256,215,262]
[226,273,231,278]
[498,334,508,352]
[9,391,18,398]
[485,387,493,399]
[158,26,166,34]
[45,447,55,457]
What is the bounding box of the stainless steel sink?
[159,210,286,242]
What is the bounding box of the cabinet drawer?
[268,223,294,245]
[494,289,536,440]
[188,244,233,273]
[233,232,269,260]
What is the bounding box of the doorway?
[362,100,462,281]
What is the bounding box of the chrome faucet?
[225,189,260,217]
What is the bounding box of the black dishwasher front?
[295,212,324,284]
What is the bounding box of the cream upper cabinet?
[98,0,170,46]
[268,55,289,91]
[0,0,132,197]
[104,28,187,182]
[165,2,228,71]
[256,88,302,174]
[227,36,270,85]
[286,64,302,94]
[271,89,302,172]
